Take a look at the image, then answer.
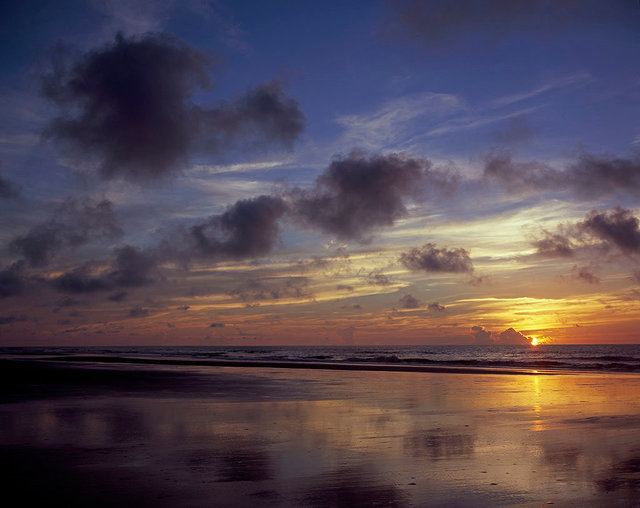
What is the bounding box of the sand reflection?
[2,361,640,506]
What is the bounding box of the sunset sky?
[1,0,639,346]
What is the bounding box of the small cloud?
[399,294,421,309]
[128,305,149,318]
[177,305,190,311]
[107,291,128,302]
[0,314,27,325]
[570,265,600,284]
[209,322,225,328]
[427,302,446,312]
[336,284,354,291]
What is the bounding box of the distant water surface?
[3,344,640,373]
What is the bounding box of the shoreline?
[38,354,561,376]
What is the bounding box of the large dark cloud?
[531,207,640,258]
[291,151,456,242]
[52,245,159,294]
[388,1,633,48]
[400,243,473,274]
[190,195,287,260]
[484,149,640,199]
[9,198,122,267]
[42,33,304,181]
[580,207,640,254]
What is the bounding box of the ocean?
[3,344,640,373]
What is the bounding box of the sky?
[1,0,639,346]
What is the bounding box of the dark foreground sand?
[2,358,640,507]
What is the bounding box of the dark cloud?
[209,322,225,328]
[0,314,27,325]
[190,195,287,260]
[108,245,159,287]
[0,261,27,298]
[531,207,640,262]
[229,277,312,302]
[427,302,446,312]
[9,198,122,267]
[471,326,532,345]
[494,327,531,345]
[530,230,575,258]
[366,271,392,286]
[0,174,19,198]
[128,305,149,318]
[291,151,456,242]
[52,244,159,294]
[42,33,303,181]
[177,305,190,311]
[484,149,640,199]
[336,284,354,291]
[388,1,633,48]
[107,291,128,302]
[570,265,600,284]
[471,325,492,345]
[400,243,473,274]
[580,207,640,254]
[399,294,420,309]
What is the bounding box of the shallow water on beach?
[2,361,640,506]
[4,344,640,373]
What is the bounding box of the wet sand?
[2,358,640,507]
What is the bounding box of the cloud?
[484,149,640,199]
[291,151,456,242]
[471,326,532,345]
[0,174,19,198]
[336,92,462,149]
[9,198,122,267]
[209,322,225,328]
[471,325,493,345]
[107,291,128,302]
[530,230,575,258]
[52,244,159,293]
[366,271,392,286]
[427,302,446,312]
[400,243,473,273]
[229,277,312,302]
[494,327,531,345]
[570,264,600,284]
[42,33,304,181]
[580,207,640,254]
[128,305,149,318]
[189,195,287,260]
[0,314,27,325]
[388,1,632,48]
[0,261,28,298]
[531,207,640,258]
[399,294,420,309]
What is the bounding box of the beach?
[2,358,640,507]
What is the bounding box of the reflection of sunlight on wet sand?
[3,365,640,506]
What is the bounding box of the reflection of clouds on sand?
[3,362,640,505]
[296,466,407,507]
[403,428,476,459]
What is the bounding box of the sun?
[530,337,539,346]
